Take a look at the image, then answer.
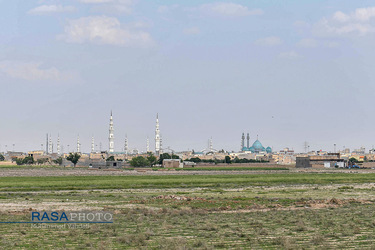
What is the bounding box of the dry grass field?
[1,167,375,249]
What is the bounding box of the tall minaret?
[160,134,163,154]
[246,133,250,149]
[91,136,95,153]
[109,111,114,153]
[48,134,52,154]
[57,134,61,155]
[124,135,128,155]
[77,135,80,153]
[241,133,245,150]
[155,113,161,155]
[146,137,150,152]
[46,133,49,154]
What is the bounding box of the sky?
[1,0,375,153]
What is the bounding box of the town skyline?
[0,111,371,154]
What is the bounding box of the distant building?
[241,134,272,154]
[296,154,344,168]
[163,159,183,168]
[352,147,365,155]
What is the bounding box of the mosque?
[241,133,272,154]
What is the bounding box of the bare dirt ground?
[0,167,374,177]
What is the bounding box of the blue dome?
[242,147,248,151]
[249,146,255,153]
[266,147,272,153]
[252,140,265,151]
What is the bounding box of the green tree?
[53,157,63,165]
[23,156,34,165]
[66,153,81,167]
[158,153,171,164]
[146,152,157,167]
[37,158,49,165]
[106,156,115,161]
[130,156,150,167]
[0,154,4,161]
[224,156,231,164]
[349,157,359,163]
[15,158,24,165]
[188,157,202,163]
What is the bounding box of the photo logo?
[31,211,113,223]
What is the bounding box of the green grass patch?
[177,167,289,171]
[0,173,375,191]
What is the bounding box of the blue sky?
[1,0,375,153]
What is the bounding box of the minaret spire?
[49,134,52,154]
[91,136,95,153]
[124,135,128,155]
[155,113,161,155]
[57,134,61,155]
[146,137,150,153]
[109,111,114,153]
[247,133,250,148]
[77,135,80,153]
[46,133,49,154]
[241,133,245,150]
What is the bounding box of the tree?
[158,153,171,164]
[37,158,49,165]
[224,156,231,164]
[130,156,150,167]
[349,157,359,163]
[23,156,34,165]
[15,158,24,165]
[187,157,202,163]
[66,153,81,167]
[106,156,115,161]
[53,157,63,165]
[146,152,157,167]
[15,156,35,165]
[0,154,4,161]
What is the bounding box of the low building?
[296,154,345,168]
[163,159,183,168]
[89,160,123,169]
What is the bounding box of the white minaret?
[160,134,163,154]
[57,134,61,155]
[48,134,52,154]
[77,135,80,153]
[146,137,150,152]
[109,111,114,153]
[155,113,161,155]
[124,135,128,155]
[91,136,95,153]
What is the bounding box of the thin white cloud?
[183,27,200,35]
[28,5,76,15]
[297,38,318,48]
[0,61,67,81]
[57,16,154,48]
[198,2,263,17]
[158,5,179,14]
[294,20,310,28]
[78,0,135,14]
[255,36,282,46]
[278,51,302,59]
[314,6,375,36]
[79,0,114,3]
[324,41,340,48]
